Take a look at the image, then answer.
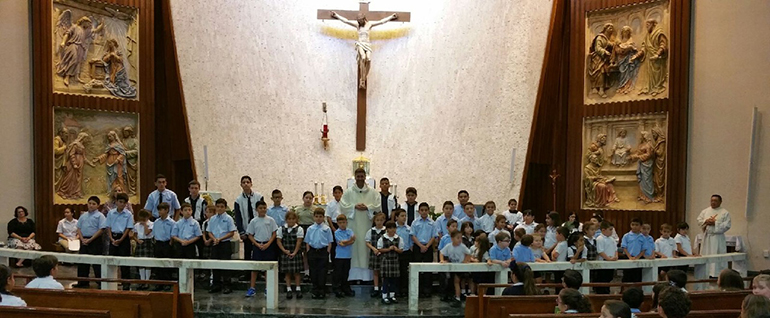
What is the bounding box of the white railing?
[0,248,279,309]
[407,253,747,312]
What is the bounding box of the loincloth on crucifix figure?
[331,11,398,89]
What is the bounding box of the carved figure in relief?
[651,126,666,202]
[122,126,138,195]
[91,130,128,195]
[588,133,608,166]
[612,26,641,95]
[584,150,619,208]
[54,9,72,59]
[632,131,655,203]
[330,11,398,89]
[53,125,69,190]
[56,132,95,200]
[587,23,616,98]
[610,129,632,166]
[101,39,138,99]
[55,16,104,86]
[636,19,668,96]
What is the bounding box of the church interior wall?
[0,0,33,241]
[687,0,770,271]
[170,0,553,207]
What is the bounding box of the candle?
[314,182,318,196]
[321,182,325,197]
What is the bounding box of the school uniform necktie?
[247,195,254,221]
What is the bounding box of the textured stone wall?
[170,0,552,206]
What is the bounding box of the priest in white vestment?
[340,168,382,281]
[697,194,731,277]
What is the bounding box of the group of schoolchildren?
[61,174,703,308]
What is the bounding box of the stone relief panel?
[53,0,139,99]
[54,107,139,205]
[584,0,669,105]
[582,113,667,211]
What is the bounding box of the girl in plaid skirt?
[377,221,404,304]
[365,212,387,297]
[277,211,304,299]
[132,209,154,290]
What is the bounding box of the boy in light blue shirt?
[410,202,437,298]
[512,234,535,264]
[306,208,333,299]
[434,201,459,237]
[621,218,651,283]
[394,209,413,297]
[334,214,355,298]
[438,219,458,251]
[208,198,237,294]
[459,202,481,231]
[489,231,513,267]
[267,189,288,227]
[106,193,133,290]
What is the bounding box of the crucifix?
[317,1,411,151]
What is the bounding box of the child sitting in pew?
[0,264,26,307]
[502,263,539,296]
[26,255,64,290]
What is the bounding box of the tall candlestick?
[314,182,318,195]
[321,182,325,197]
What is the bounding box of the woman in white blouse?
[0,264,27,307]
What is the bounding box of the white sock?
[287,286,292,292]
[139,269,146,280]
[389,292,395,298]
[382,293,388,299]
[295,286,301,291]
[145,269,151,280]
[374,286,380,291]
[455,296,461,301]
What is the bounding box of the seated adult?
[557,288,593,314]
[7,206,41,267]
[622,287,644,315]
[753,274,770,299]
[502,263,539,295]
[562,269,583,289]
[56,208,79,252]
[718,268,745,291]
[741,294,770,318]
[666,269,688,292]
[0,264,26,307]
[26,255,64,290]
[657,286,690,318]
[601,300,632,318]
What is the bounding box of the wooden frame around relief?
[584,0,670,105]
[53,107,140,205]
[52,0,139,99]
[581,112,667,211]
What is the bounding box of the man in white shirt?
[26,255,64,290]
[697,194,731,277]
[56,208,79,252]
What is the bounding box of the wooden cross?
[318,1,410,151]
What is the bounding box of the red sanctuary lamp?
[321,102,330,150]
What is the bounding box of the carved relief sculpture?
[54,108,139,205]
[584,0,670,105]
[582,113,667,211]
[53,0,139,99]
[122,126,138,195]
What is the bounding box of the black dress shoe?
[296,291,303,299]
[390,297,398,303]
[209,286,222,293]
[122,284,131,291]
[222,287,232,294]
[344,290,355,297]
[450,298,461,308]
[286,290,293,299]
[382,297,391,305]
[311,293,321,299]
[335,291,345,298]
[370,289,379,298]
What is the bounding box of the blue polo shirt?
[77,210,107,237]
[105,209,134,234]
[489,245,512,261]
[266,205,288,227]
[512,244,535,263]
[153,216,176,241]
[208,212,236,241]
[306,222,333,249]
[434,215,459,237]
[334,228,355,259]
[621,231,651,257]
[396,224,413,251]
[438,234,452,251]
[144,189,182,218]
[410,216,437,245]
[172,217,202,241]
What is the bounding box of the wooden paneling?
[521,0,691,237]
[32,0,193,249]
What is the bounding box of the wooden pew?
[14,287,194,318]
[509,314,597,318]
[636,309,741,318]
[687,290,751,310]
[469,290,748,318]
[0,306,110,318]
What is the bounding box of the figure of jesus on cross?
[330,11,398,89]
